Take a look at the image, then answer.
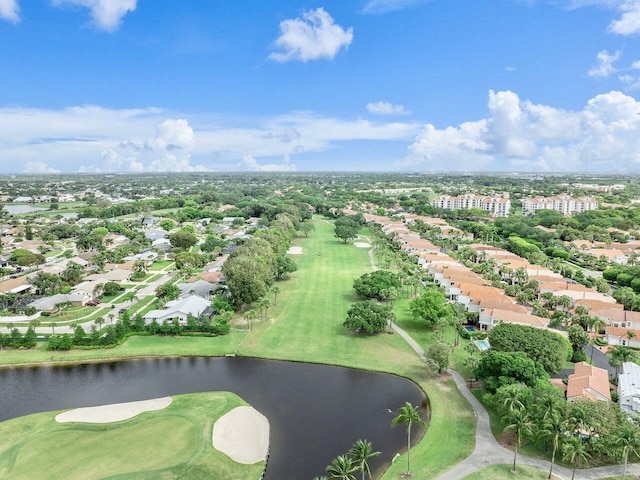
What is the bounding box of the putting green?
[0,392,264,480]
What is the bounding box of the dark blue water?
[0,357,426,479]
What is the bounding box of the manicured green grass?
[462,464,560,479]
[150,260,174,271]
[0,333,246,365]
[0,391,263,480]
[146,273,163,282]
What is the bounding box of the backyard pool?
[475,339,490,351]
[464,326,475,332]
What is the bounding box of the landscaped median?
[0,392,266,480]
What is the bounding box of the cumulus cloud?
[0,0,19,23]
[0,105,419,172]
[268,8,353,62]
[240,154,297,172]
[51,0,136,31]
[609,0,640,35]
[589,50,621,78]
[404,89,640,172]
[362,0,432,14]
[23,161,61,174]
[366,101,411,115]
[90,118,211,172]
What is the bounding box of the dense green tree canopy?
[475,350,550,393]
[353,270,401,301]
[488,323,570,373]
[343,300,393,334]
[409,288,451,327]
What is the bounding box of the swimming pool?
[475,339,490,351]
[464,326,475,332]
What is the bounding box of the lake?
[0,357,427,479]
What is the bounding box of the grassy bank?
[0,391,262,480]
[462,464,561,479]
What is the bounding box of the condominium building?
[431,193,511,217]
[521,194,598,216]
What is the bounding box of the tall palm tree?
[243,309,258,332]
[562,436,590,480]
[348,439,380,480]
[503,408,533,472]
[536,408,565,479]
[615,424,640,480]
[325,455,357,480]
[391,402,426,478]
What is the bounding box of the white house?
[619,362,640,415]
[143,295,212,325]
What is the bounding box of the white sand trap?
[55,397,172,424]
[286,246,303,254]
[213,406,269,464]
[354,242,371,248]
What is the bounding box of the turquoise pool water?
[476,339,490,351]
[464,326,475,332]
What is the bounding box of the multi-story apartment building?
[431,193,511,217]
[521,194,598,216]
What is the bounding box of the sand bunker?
[286,246,303,254]
[213,406,269,464]
[55,397,172,424]
[354,242,371,248]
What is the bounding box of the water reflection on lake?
[0,357,426,479]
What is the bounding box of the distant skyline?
[1,0,639,174]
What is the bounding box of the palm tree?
[503,408,533,472]
[562,436,590,480]
[325,455,357,480]
[243,309,258,332]
[391,402,426,478]
[94,317,105,331]
[271,286,281,306]
[615,424,640,480]
[536,408,565,479]
[348,439,380,480]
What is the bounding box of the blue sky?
[1,0,640,173]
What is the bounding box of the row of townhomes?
[521,194,598,216]
[360,208,640,412]
[430,193,511,217]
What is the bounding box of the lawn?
[462,464,561,480]
[0,391,263,480]
[150,260,175,271]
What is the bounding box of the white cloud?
[362,0,432,14]
[240,154,297,172]
[366,101,411,115]
[268,8,353,63]
[609,0,640,35]
[23,161,61,174]
[0,105,419,172]
[0,0,19,23]
[404,89,640,172]
[589,50,621,78]
[51,0,136,32]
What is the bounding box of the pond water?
[0,357,426,479]
[3,205,47,215]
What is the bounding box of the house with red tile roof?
[567,362,611,402]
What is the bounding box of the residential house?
[567,362,611,402]
[619,362,640,415]
[479,309,548,330]
[177,280,219,299]
[143,295,212,325]
[27,293,89,313]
